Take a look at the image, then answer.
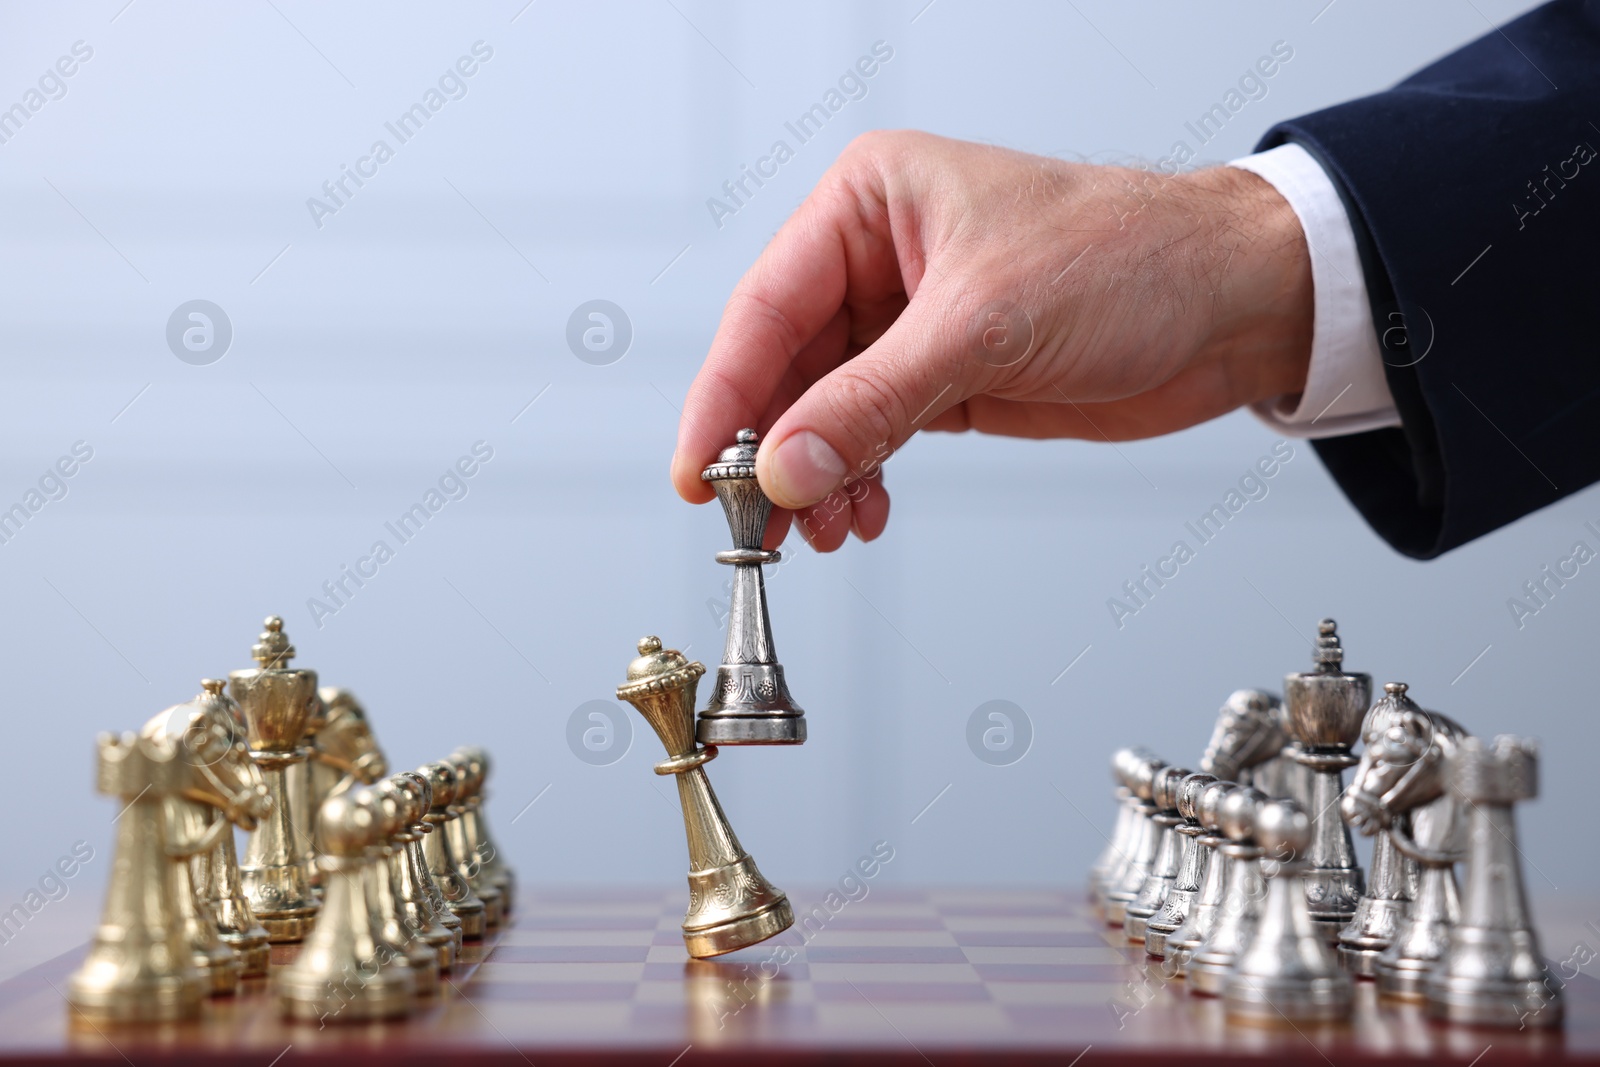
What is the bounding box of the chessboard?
[2,887,1595,1065]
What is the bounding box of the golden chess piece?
[377,775,457,972]
[230,615,321,941]
[288,689,328,897]
[138,684,279,998]
[277,789,415,1022]
[359,788,439,997]
[67,733,205,1023]
[451,745,516,920]
[186,679,273,978]
[313,688,389,822]
[398,771,465,954]
[418,761,488,939]
[444,751,503,928]
[617,636,794,958]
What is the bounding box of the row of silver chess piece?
[1091,619,1563,1029]
[64,616,516,1024]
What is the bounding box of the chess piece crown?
[697,429,806,745]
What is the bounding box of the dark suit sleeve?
[1256,0,1600,559]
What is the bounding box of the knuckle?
[726,286,804,358]
[824,367,906,455]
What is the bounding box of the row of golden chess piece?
[64,615,515,1023]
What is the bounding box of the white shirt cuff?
[1229,143,1401,439]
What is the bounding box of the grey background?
[2,0,1591,978]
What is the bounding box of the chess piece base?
[66,977,203,1024]
[277,971,414,1024]
[403,943,441,998]
[1144,929,1170,958]
[259,913,318,943]
[221,934,270,979]
[1423,974,1563,1029]
[696,712,806,746]
[481,892,504,929]
[1186,959,1232,996]
[1308,916,1351,945]
[196,948,242,996]
[1377,958,1430,1000]
[685,898,795,959]
[1224,976,1353,1024]
[1338,944,1383,977]
[451,902,486,940]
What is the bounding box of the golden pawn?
[359,788,439,998]
[231,616,321,941]
[616,636,794,958]
[444,751,503,928]
[418,761,488,939]
[376,775,458,972]
[276,789,415,1022]
[451,745,516,919]
[67,733,205,1023]
[396,770,465,952]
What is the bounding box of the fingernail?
[766,431,847,508]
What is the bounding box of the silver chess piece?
[1104,751,1168,927]
[1145,772,1217,958]
[1164,779,1240,974]
[1425,735,1563,1028]
[1223,798,1354,1023]
[1340,682,1470,999]
[1188,785,1270,995]
[1282,619,1370,943]
[1200,690,1285,793]
[1125,766,1190,944]
[1093,747,1158,908]
[1337,682,1421,977]
[696,429,806,745]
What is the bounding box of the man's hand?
[671,130,1313,551]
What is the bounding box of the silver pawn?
[1165,779,1239,975]
[1425,736,1563,1028]
[1145,772,1217,959]
[1282,618,1370,943]
[1188,785,1270,996]
[1104,752,1167,927]
[1091,747,1151,905]
[1125,766,1189,944]
[1224,798,1353,1023]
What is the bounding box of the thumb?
[756,291,980,510]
